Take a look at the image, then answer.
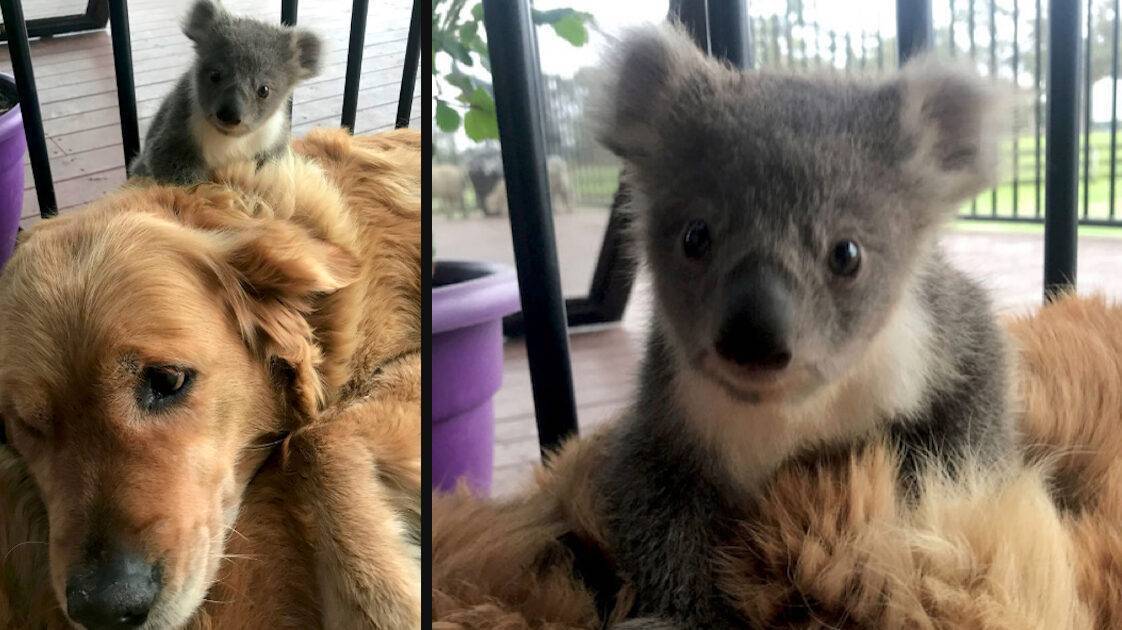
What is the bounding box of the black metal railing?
[481,0,1084,458]
[0,0,421,220]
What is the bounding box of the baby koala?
[592,24,1013,627]
[129,0,321,185]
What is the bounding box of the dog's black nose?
[714,268,794,370]
[67,551,160,629]
[215,105,241,126]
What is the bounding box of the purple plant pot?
[432,260,520,495]
[0,73,24,269]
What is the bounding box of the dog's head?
[0,185,357,629]
[183,0,321,136]
[595,24,1003,404]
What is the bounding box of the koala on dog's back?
[129,0,321,185]
[591,25,1013,627]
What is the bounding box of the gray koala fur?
[129,0,321,185]
[590,23,1014,627]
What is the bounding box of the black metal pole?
[395,0,421,128]
[109,0,139,168]
[1110,0,1120,222]
[341,0,368,132]
[896,0,933,63]
[281,0,297,120]
[671,0,711,54]
[0,0,57,217]
[280,0,297,25]
[482,0,579,455]
[708,0,753,68]
[1044,0,1081,299]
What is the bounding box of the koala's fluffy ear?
[896,55,1006,205]
[593,23,712,160]
[291,30,323,80]
[183,0,222,43]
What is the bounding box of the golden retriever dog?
[0,128,420,629]
[433,294,1122,629]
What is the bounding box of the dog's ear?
[183,0,222,44]
[895,55,1005,209]
[216,220,360,421]
[291,29,322,80]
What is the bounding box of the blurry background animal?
[432,163,468,217]
[481,156,575,216]
[589,24,1012,627]
[129,0,322,185]
[466,152,506,216]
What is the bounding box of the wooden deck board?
[2,0,417,223]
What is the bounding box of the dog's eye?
[682,220,711,260]
[829,240,862,277]
[4,415,45,442]
[257,85,270,99]
[209,70,222,84]
[138,366,195,412]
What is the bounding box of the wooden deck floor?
[484,223,1122,496]
[1,0,420,226]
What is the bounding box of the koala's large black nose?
[714,269,794,370]
[215,105,241,126]
[66,551,161,629]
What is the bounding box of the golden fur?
[433,294,1122,629]
[0,128,420,628]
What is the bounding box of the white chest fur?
[676,286,939,491]
[191,109,287,170]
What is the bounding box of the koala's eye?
[682,220,711,260]
[137,366,195,412]
[829,240,862,277]
[209,70,222,84]
[257,85,271,99]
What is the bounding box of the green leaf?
[446,70,475,93]
[466,87,495,113]
[463,107,499,141]
[550,14,588,47]
[436,101,461,132]
[458,21,478,43]
[471,2,483,20]
[464,30,488,55]
[448,40,474,65]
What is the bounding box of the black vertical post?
[1110,0,1120,221]
[109,0,139,167]
[0,0,57,217]
[708,0,753,68]
[1012,0,1020,218]
[1044,0,1081,299]
[395,0,421,128]
[281,0,297,121]
[482,0,579,455]
[897,0,933,63]
[1082,0,1093,219]
[671,0,711,55]
[341,0,369,132]
[1035,0,1043,218]
[280,0,297,25]
[989,0,998,215]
